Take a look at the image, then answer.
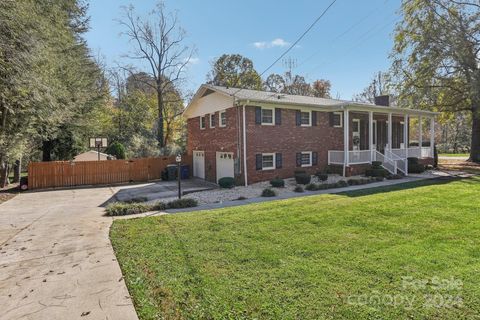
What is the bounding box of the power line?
[231,0,338,97]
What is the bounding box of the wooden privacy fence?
[28,155,192,190]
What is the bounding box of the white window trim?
[261,107,275,126]
[300,151,312,167]
[219,110,227,127]
[333,112,343,128]
[352,119,361,134]
[261,153,275,170]
[300,110,312,127]
[200,115,206,130]
[210,113,215,128]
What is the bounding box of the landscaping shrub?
[151,202,167,211]
[293,185,304,193]
[270,177,285,188]
[371,161,383,167]
[387,174,402,180]
[305,183,318,191]
[235,196,247,201]
[261,188,276,197]
[126,196,148,203]
[218,177,235,188]
[167,198,198,209]
[365,168,389,177]
[105,202,151,216]
[106,141,126,159]
[408,164,425,173]
[337,180,349,188]
[316,172,328,182]
[295,173,311,185]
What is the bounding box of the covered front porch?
[328,107,437,176]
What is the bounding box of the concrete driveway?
[0,186,138,320]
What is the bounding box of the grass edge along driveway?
[111,177,480,320]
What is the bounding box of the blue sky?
[85,0,401,100]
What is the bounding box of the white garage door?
[193,151,205,179]
[216,152,234,183]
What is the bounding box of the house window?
[220,110,227,127]
[261,153,275,170]
[261,108,274,125]
[300,151,312,167]
[200,116,206,129]
[300,111,311,126]
[210,113,216,128]
[333,112,343,127]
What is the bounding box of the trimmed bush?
[105,198,198,216]
[293,185,304,193]
[408,163,425,174]
[218,177,235,188]
[105,202,151,216]
[305,183,318,191]
[126,196,148,203]
[337,180,349,188]
[387,174,402,180]
[407,157,419,165]
[365,168,389,178]
[167,198,198,209]
[371,161,383,167]
[295,173,311,185]
[270,178,285,188]
[316,173,328,182]
[261,188,276,197]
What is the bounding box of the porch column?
[419,116,423,148]
[343,109,349,177]
[388,112,392,152]
[369,111,374,161]
[430,117,435,158]
[404,114,409,155]
[404,114,409,175]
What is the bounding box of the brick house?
[184,84,437,185]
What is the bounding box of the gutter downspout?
[242,104,248,186]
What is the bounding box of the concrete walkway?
[0,187,138,320]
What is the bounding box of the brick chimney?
[374,95,390,107]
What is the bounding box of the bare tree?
[119,2,195,149]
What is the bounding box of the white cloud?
[252,38,290,49]
[185,57,200,66]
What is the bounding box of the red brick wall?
[244,106,344,183]
[187,106,240,183]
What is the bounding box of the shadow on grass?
[339,176,465,198]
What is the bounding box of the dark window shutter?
[312,152,318,165]
[312,111,317,126]
[329,112,334,126]
[256,154,262,170]
[296,110,301,126]
[275,108,281,125]
[275,153,282,169]
[255,107,262,124]
[296,153,302,167]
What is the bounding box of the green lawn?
[439,153,469,157]
[111,177,480,319]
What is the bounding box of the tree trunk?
[0,162,9,188]
[470,106,480,162]
[13,159,21,183]
[42,140,53,162]
[157,89,164,148]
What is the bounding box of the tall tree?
[120,2,194,149]
[207,54,262,90]
[311,79,331,98]
[263,73,285,93]
[392,0,480,162]
[354,71,392,103]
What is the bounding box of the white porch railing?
[385,149,407,175]
[391,147,433,159]
[374,151,397,174]
[328,150,374,165]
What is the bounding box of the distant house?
[74,150,115,162]
[184,84,438,185]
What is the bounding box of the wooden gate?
[28,155,192,190]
